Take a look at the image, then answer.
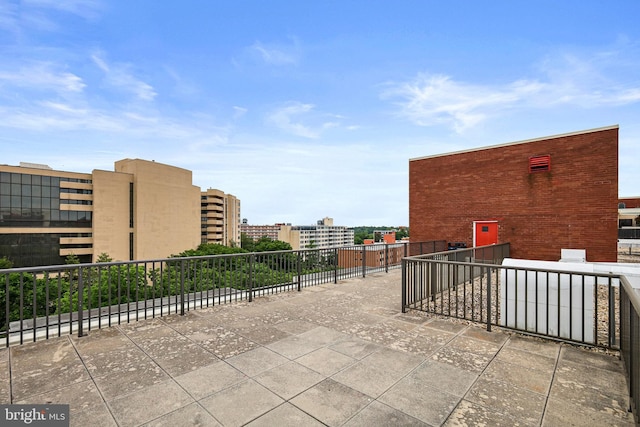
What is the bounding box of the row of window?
[1,182,61,198]
[0,209,92,227]
[0,233,91,267]
[0,172,91,185]
[1,184,92,197]
[3,196,92,210]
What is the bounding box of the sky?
[1,1,639,227]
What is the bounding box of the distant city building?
[240,222,284,241]
[1,159,238,267]
[278,217,354,250]
[201,189,241,246]
[373,230,396,244]
[618,197,640,240]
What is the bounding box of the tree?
[96,253,113,263]
[65,253,80,265]
[175,243,247,257]
[0,257,13,269]
[396,228,409,240]
[255,236,292,252]
[240,233,256,252]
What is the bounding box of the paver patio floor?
[0,270,634,426]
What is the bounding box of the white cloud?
[250,40,299,65]
[232,106,248,119]
[0,0,102,34]
[266,102,320,138]
[266,101,347,139]
[383,50,640,133]
[23,0,102,20]
[91,53,157,101]
[0,62,86,93]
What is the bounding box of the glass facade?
[0,172,94,267]
[0,172,92,228]
[0,233,91,267]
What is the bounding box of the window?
[129,182,134,228]
[529,155,551,173]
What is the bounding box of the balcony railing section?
[401,243,626,347]
[0,240,445,347]
[402,242,640,424]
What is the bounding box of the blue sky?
[1,1,639,227]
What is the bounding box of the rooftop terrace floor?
[0,269,634,426]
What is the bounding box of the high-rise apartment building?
[1,159,238,267]
[201,189,241,246]
[278,217,354,250]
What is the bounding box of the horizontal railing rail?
[0,240,445,346]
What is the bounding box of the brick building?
[618,197,640,239]
[239,222,283,241]
[338,245,404,269]
[409,126,619,262]
[619,197,640,209]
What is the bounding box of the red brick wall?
[619,198,640,209]
[409,127,618,262]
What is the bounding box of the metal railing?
[0,240,445,346]
[402,243,623,348]
[402,246,640,422]
[620,275,640,425]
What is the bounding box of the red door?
[474,221,498,247]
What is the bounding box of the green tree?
[240,233,256,252]
[96,253,113,263]
[65,253,80,265]
[175,243,247,257]
[254,236,292,252]
[396,228,409,240]
[0,257,13,269]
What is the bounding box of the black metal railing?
[620,275,640,425]
[0,240,445,346]
[402,243,622,348]
[402,244,639,422]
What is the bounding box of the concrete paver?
[199,379,284,427]
[1,269,635,426]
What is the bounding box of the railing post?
[297,252,302,291]
[78,267,84,337]
[180,260,185,315]
[248,253,254,302]
[334,248,338,284]
[404,242,408,258]
[385,244,389,273]
[486,266,492,332]
[362,245,366,278]
[5,274,9,348]
[609,277,616,347]
[401,259,407,313]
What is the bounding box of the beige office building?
[1,159,237,267]
[201,189,241,246]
